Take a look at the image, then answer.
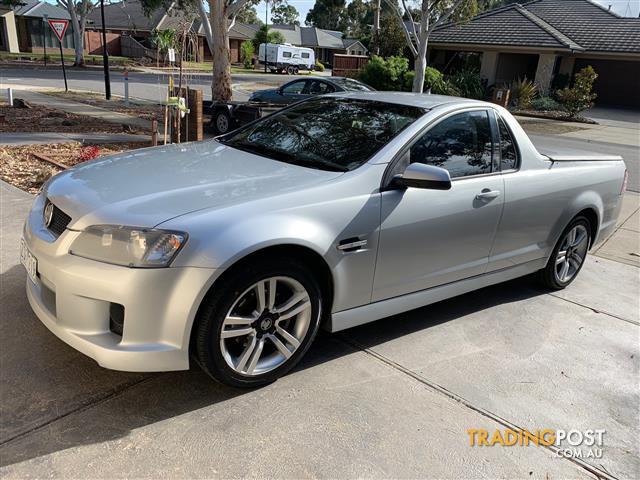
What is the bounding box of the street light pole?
[42,14,48,67]
[100,0,111,99]
[264,0,268,73]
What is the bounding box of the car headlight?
[69,225,187,268]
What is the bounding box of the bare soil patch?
[0,142,148,194]
[0,104,144,134]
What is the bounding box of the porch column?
[479,51,499,85]
[534,53,556,94]
[1,10,20,53]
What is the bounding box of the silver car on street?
[21,92,627,387]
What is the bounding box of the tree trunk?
[373,0,381,55]
[210,0,232,101]
[197,0,214,57]
[412,0,431,93]
[66,1,85,66]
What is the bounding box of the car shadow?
[0,262,548,468]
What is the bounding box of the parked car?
[22,93,627,388]
[257,43,315,75]
[248,77,374,105]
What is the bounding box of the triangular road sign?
[47,19,69,43]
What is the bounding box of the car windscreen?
[219,98,426,172]
[333,78,375,91]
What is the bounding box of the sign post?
[47,19,69,92]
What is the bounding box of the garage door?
[574,58,640,108]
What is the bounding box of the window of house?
[410,111,494,178]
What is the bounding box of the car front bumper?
[22,195,216,372]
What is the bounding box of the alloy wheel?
[555,224,589,283]
[219,276,312,376]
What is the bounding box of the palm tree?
[150,28,177,67]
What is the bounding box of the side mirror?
[392,163,452,190]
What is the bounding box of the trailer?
[258,43,315,75]
[204,101,283,135]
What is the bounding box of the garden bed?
[512,109,598,124]
[0,142,149,194]
[0,104,146,134]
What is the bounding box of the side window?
[308,81,334,95]
[410,111,493,178]
[301,52,310,59]
[282,51,292,58]
[282,81,307,95]
[497,116,518,170]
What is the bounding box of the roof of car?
[327,91,485,109]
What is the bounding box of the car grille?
[47,202,72,237]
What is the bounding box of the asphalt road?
[0,66,297,103]
[2,67,638,191]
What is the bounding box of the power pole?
[264,0,268,73]
[100,0,111,99]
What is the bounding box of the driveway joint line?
[547,293,639,327]
[0,376,155,448]
[337,334,619,480]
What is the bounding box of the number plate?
[20,238,38,284]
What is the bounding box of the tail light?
[620,169,628,195]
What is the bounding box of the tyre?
[286,65,295,75]
[194,257,323,388]
[293,66,299,75]
[212,110,232,135]
[539,216,591,290]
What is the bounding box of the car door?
[372,109,505,301]
[276,80,310,104]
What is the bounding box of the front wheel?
[212,110,232,135]
[194,257,323,388]
[539,216,591,290]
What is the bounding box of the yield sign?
[47,19,69,42]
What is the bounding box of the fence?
[332,54,369,78]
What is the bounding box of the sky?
[254,0,640,24]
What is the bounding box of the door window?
[308,81,335,95]
[497,116,518,170]
[281,81,308,95]
[410,111,494,178]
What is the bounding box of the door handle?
[475,189,501,200]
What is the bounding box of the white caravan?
[258,43,315,74]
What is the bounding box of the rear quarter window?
[497,116,518,170]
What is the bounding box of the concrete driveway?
[1,181,638,479]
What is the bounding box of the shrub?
[556,66,598,118]
[252,25,286,51]
[240,41,254,69]
[511,77,538,109]
[447,69,486,99]
[531,96,561,111]
[416,67,458,95]
[315,60,325,72]
[357,55,410,91]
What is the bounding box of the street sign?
[47,19,69,92]
[47,19,69,42]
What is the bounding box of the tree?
[384,0,479,92]
[271,3,299,25]
[252,24,286,51]
[369,12,405,56]
[343,0,368,37]
[57,0,96,66]
[235,4,262,23]
[150,28,177,66]
[305,0,347,30]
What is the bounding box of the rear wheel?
[212,110,232,135]
[293,66,299,75]
[286,65,295,75]
[194,257,323,388]
[539,216,591,290]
